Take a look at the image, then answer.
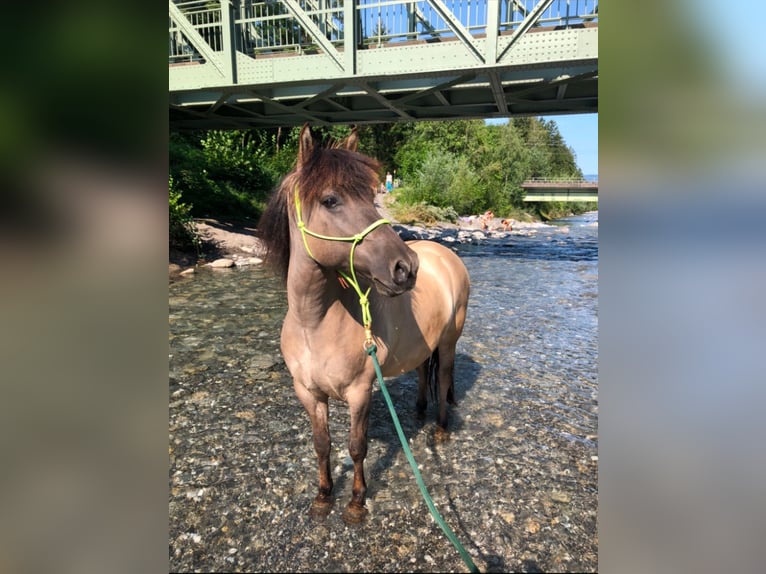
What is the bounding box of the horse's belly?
[379,337,432,377]
[375,240,470,378]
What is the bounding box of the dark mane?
[257,145,382,281]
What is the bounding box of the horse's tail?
[426,348,440,403]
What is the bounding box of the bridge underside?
[523,189,598,202]
[522,180,598,202]
[170,50,597,130]
[169,1,598,130]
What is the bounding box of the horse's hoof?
[342,503,368,524]
[309,497,333,520]
[434,425,451,442]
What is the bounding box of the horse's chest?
[281,320,371,398]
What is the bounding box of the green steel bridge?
[521,177,598,202]
[169,0,598,130]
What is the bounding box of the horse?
[257,124,471,524]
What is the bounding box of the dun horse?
[258,125,470,523]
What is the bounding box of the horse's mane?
[257,142,382,282]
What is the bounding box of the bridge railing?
[169,0,598,63]
[238,0,345,55]
[169,1,224,64]
[523,177,598,187]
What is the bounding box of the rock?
[551,491,571,504]
[209,258,235,268]
[180,268,196,276]
[500,511,516,524]
[525,518,541,533]
[234,257,263,266]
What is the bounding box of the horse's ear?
[298,123,315,166]
[340,126,359,152]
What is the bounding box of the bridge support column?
[344,0,356,74]
[221,0,237,85]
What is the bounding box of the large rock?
[209,258,235,268]
[234,257,263,266]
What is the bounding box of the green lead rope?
[366,343,480,574]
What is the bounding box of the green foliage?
[388,200,458,226]
[169,175,200,251]
[389,118,591,219]
[169,131,273,220]
[396,150,488,215]
[167,117,592,250]
[397,149,455,206]
[536,201,598,221]
[357,123,415,172]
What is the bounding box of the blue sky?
[542,114,598,176]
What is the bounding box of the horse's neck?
[285,255,347,328]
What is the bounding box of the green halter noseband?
[294,188,391,347]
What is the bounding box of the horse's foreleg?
[310,400,334,513]
[343,387,371,524]
[294,383,334,517]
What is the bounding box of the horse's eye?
[321,195,339,209]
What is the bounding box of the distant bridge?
[521,178,597,202]
[169,0,598,130]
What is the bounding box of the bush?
[394,150,489,216]
[169,176,200,252]
[445,156,487,215]
[169,131,273,221]
[396,149,456,206]
[388,200,458,226]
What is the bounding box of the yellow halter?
[293,187,391,347]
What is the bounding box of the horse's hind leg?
[415,362,429,419]
[294,383,334,518]
[435,344,458,434]
[416,349,440,418]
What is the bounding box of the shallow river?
[169,212,598,573]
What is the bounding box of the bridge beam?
[523,190,598,202]
[282,0,345,71]
[169,0,598,129]
[425,0,485,64]
[497,0,555,62]
[522,179,598,202]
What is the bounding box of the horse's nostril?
[393,260,411,285]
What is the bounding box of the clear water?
[169,212,598,573]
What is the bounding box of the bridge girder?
[169,1,598,130]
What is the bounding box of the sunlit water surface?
[169,212,598,573]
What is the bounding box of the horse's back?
[408,240,470,297]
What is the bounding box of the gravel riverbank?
[169,211,598,572]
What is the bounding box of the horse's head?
[290,124,418,296]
